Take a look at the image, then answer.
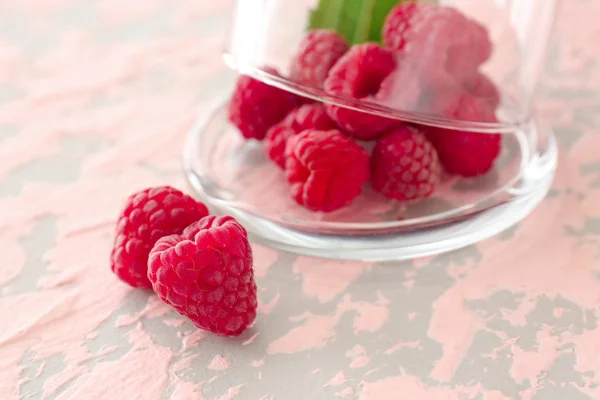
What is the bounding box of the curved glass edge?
[223,56,531,134]
[182,105,557,236]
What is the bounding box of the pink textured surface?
[1,1,600,399]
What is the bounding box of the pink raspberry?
[110,186,209,288]
[371,126,442,201]
[383,3,492,81]
[290,29,349,88]
[228,67,300,140]
[382,2,436,51]
[323,43,401,140]
[413,71,500,119]
[285,129,370,212]
[424,96,502,177]
[265,103,337,168]
[464,73,500,109]
[148,216,257,336]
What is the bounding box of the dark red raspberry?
[424,96,502,177]
[371,126,442,201]
[148,215,257,336]
[111,186,209,288]
[323,43,401,140]
[228,67,300,140]
[285,129,370,212]
[265,103,337,168]
[383,3,491,81]
[290,29,349,88]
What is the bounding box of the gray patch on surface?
[580,161,600,175]
[567,217,600,236]
[533,352,592,400]
[0,84,20,105]
[526,296,589,336]
[498,223,520,240]
[3,216,57,294]
[553,126,583,150]
[453,330,526,397]
[0,124,19,143]
[0,7,55,56]
[0,135,107,196]
[532,384,592,400]
[19,352,66,400]
[85,290,152,359]
[140,311,186,353]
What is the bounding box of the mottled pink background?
[1,1,600,399]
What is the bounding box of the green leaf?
[308,0,424,46]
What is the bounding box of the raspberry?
[323,43,401,140]
[383,3,491,81]
[148,216,257,336]
[382,2,436,51]
[424,96,502,177]
[285,129,370,212]
[283,102,338,132]
[371,126,442,201]
[228,67,300,140]
[110,186,209,288]
[265,124,294,169]
[464,73,500,110]
[290,29,349,88]
[265,103,337,168]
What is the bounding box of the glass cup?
[184,0,558,260]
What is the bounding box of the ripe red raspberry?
[383,3,491,81]
[424,96,502,177]
[283,102,338,132]
[290,29,349,88]
[371,126,442,201]
[110,186,209,288]
[148,215,257,336]
[285,129,370,212]
[323,43,401,140]
[228,67,300,140]
[265,125,294,169]
[265,103,337,168]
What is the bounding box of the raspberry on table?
[371,126,442,201]
[383,2,492,82]
[265,103,337,169]
[228,67,301,140]
[323,43,401,140]
[290,29,349,88]
[110,186,209,288]
[285,129,370,212]
[148,215,257,337]
[424,96,502,177]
